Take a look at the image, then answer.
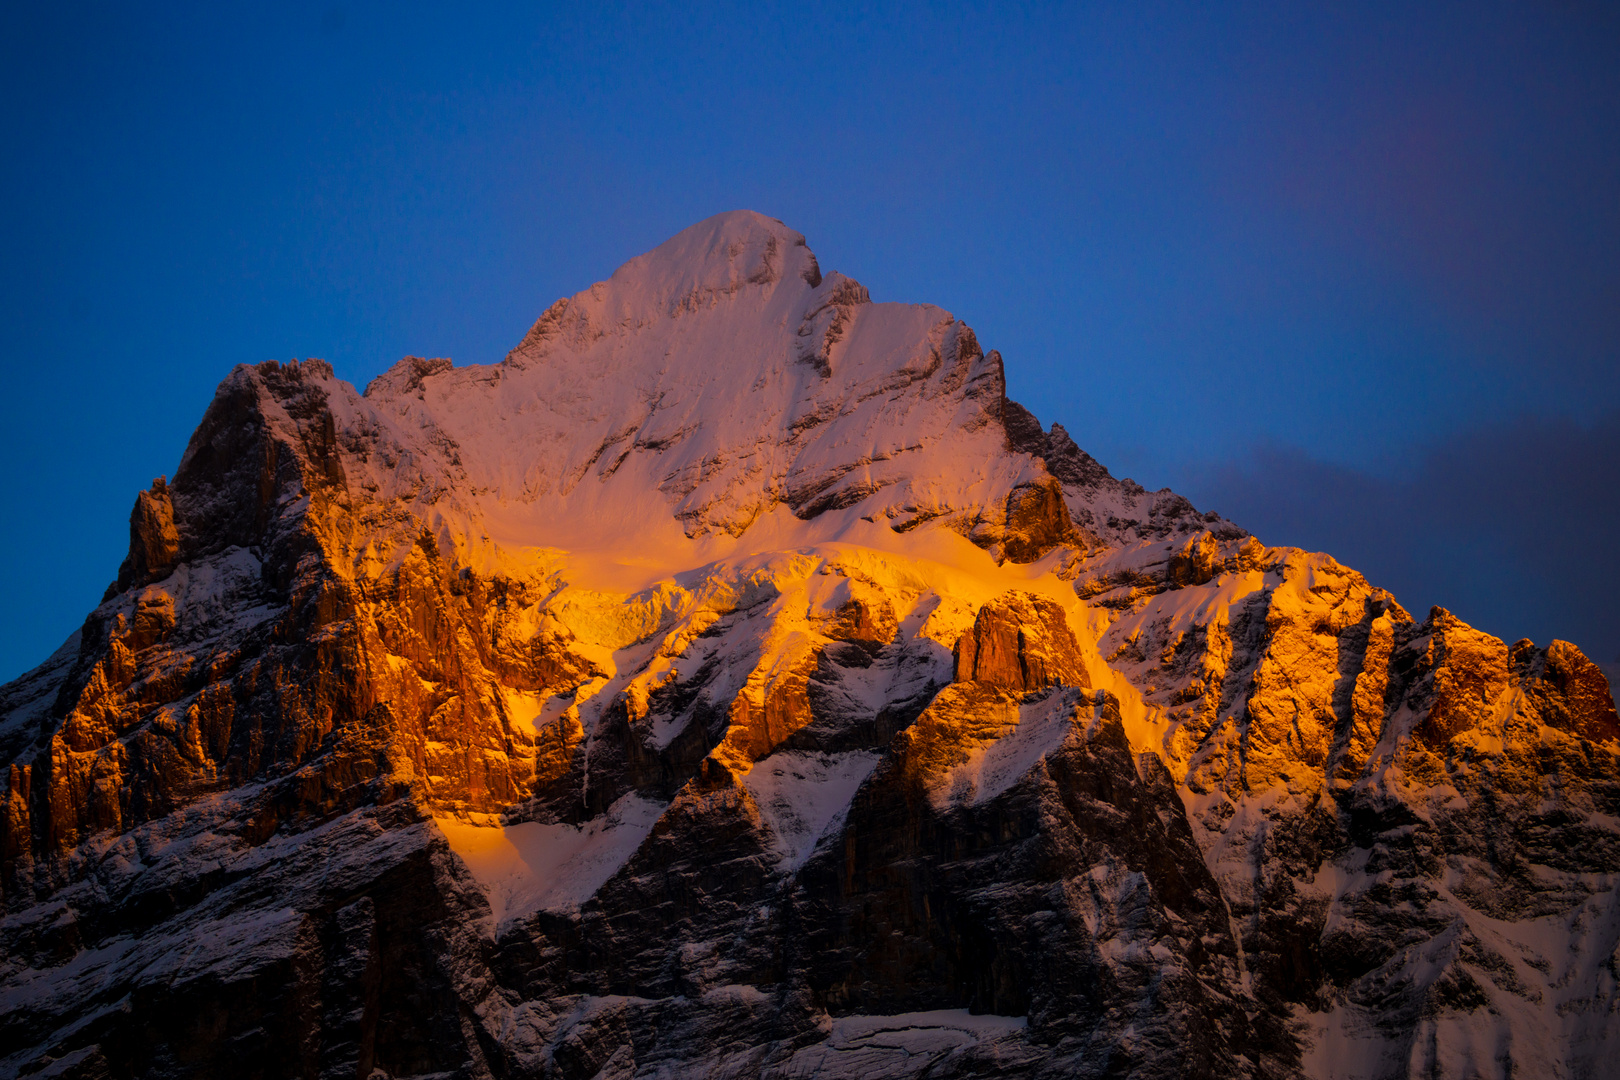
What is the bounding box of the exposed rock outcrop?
[953,592,1088,693]
[114,479,180,591]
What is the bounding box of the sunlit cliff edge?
[2,211,1617,1080]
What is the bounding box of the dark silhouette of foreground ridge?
[3,212,1617,1079]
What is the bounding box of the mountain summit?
[3,213,1617,1079]
[355,209,1213,561]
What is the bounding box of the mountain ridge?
[2,211,1616,1080]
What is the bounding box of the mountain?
[2,211,1617,1080]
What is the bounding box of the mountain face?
[3,211,1617,1080]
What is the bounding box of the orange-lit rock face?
[1537,638,1620,743]
[1335,610,1396,784]
[1167,530,1219,588]
[896,682,1025,788]
[1411,608,1511,752]
[2,214,1617,1079]
[953,591,1088,694]
[117,481,179,590]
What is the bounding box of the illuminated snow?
[437,794,664,927]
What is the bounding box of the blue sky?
[3,2,1617,680]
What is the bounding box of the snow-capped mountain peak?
[2,214,1615,1080]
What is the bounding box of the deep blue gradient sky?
[3,2,1618,681]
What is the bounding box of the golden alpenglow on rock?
[3,213,1617,1079]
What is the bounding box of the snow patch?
[438,794,664,927]
[742,751,881,869]
[499,687,552,734]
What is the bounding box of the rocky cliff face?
[2,211,1616,1080]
